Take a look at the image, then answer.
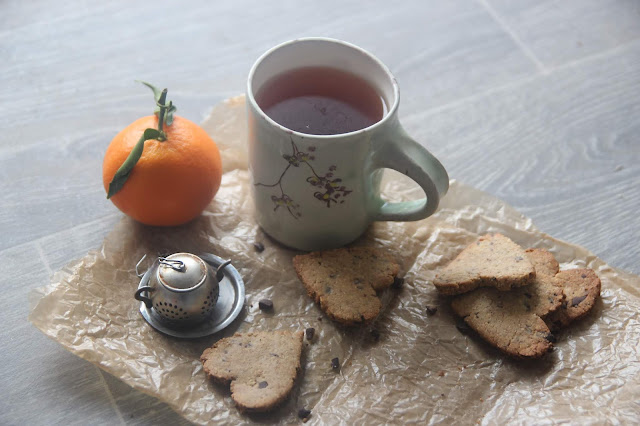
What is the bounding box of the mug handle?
[371,124,449,221]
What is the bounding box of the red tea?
[255,66,385,135]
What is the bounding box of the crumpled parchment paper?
[30,96,640,425]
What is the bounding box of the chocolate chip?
[456,318,471,334]
[253,242,265,252]
[392,276,405,289]
[305,327,315,341]
[258,299,273,310]
[258,381,268,388]
[298,408,311,419]
[545,333,557,343]
[331,357,340,370]
[426,306,438,316]
[571,295,587,307]
[524,292,532,299]
[370,329,380,342]
[581,274,587,279]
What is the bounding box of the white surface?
[2,0,639,424]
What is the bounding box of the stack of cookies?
[434,234,601,359]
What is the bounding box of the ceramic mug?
[247,38,449,251]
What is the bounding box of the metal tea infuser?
[134,252,245,338]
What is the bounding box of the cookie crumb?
[331,357,340,370]
[455,318,471,333]
[298,408,311,419]
[305,327,315,341]
[392,276,405,289]
[438,371,445,377]
[253,242,265,252]
[426,306,438,316]
[258,299,273,311]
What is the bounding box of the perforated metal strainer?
[134,253,231,326]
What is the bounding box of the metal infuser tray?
[137,253,245,339]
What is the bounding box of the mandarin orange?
[102,114,222,226]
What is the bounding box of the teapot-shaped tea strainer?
[134,253,231,326]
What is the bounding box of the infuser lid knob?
[157,253,207,290]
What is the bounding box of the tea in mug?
[255,66,386,135]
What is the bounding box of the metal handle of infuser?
[215,260,232,281]
[134,286,154,309]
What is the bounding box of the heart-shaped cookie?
[200,330,304,412]
[434,233,536,295]
[293,247,399,325]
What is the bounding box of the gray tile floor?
[2,1,639,424]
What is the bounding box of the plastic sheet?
[30,96,640,425]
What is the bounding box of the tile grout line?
[403,37,640,122]
[543,37,640,75]
[34,241,53,278]
[477,0,548,74]
[402,72,539,121]
[95,367,127,426]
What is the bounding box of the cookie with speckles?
[452,287,555,359]
[545,268,601,330]
[200,330,304,412]
[515,248,563,318]
[434,234,536,296]
[451,248,562,359]
[293,247,399,325]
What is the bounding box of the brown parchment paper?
[30,96,640,425]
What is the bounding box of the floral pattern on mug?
[254,139,352,218]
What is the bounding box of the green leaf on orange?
[137,80,177,126]
[106,128,162,199]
